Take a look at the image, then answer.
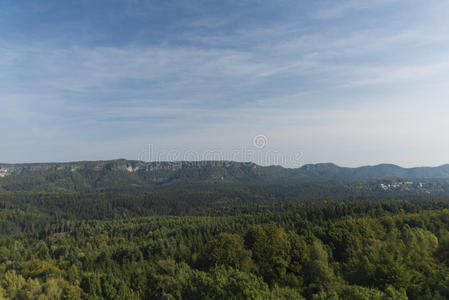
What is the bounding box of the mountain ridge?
[2,159,449,192]
[298,162,449,179]
[0,159,448,179]
[2,159,449,177]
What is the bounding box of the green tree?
[244,224,290,285]
[201,233,255,272]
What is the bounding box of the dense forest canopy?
[1,161,449,299]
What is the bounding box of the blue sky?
[1,0,449,167]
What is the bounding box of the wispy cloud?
[1,0,449,165]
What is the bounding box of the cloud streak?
[1,0,449,166]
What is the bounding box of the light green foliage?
[311,284,402,300]
[184,266,270,300]
[3,270,26,299]
[245,224,290,285]
[304,240,336,291]
[382,286,408,300]
[201,233,255,272]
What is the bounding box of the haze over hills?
[1,159,449,193]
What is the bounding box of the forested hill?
[1,159,449,192]
[299,162,449,179]
[3,160,449,299]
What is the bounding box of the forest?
[1,162,449,299]
[2,184,449,299]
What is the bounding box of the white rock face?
[0,160,255,177]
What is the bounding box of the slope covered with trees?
[2,192,449,299]
[2,161,449,299]
[2,160,449,193]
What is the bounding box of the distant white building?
[0,168,9,178]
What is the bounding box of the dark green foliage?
[4,160,449,194]
[3,166,449,298]
[2,203,449,299]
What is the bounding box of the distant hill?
[298,163,449,179]
[1,159,449,192]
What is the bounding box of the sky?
[1,0,449,167]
